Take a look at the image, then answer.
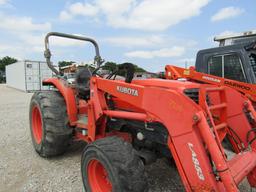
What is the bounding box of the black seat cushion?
[75,68,92,100]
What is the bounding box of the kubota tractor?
[30,32,256,192]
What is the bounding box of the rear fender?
[43,78,78,125]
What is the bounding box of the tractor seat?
[75,67,92,100]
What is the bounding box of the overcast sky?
[0,0,255,72]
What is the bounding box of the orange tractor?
[30,32,256,191]
[165,65,256,103]
[165,30,256,103]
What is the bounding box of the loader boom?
[165,65,256,102]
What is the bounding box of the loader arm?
[87,76,256,191]
[165,65,256,102]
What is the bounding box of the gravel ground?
[0,84,254,192]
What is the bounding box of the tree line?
[0,56,17,83]
[58,61,146,73]
[0,57,148,83]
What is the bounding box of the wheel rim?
[32,105,43,144]
[87,159,112,192]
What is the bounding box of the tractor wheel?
[81,136,148,192]
[29,91,72,157]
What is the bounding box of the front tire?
[81,136,148,192]
[29,91,72,157]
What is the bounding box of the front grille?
[184,88,199,104]
[184,88,211,105]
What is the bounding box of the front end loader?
[29,32,256,192]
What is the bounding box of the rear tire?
[29,91,72,157]
[81,136,148,192]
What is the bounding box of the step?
[215,123,227,130]
[209,103,227,110]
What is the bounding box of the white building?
[6,60,54,92]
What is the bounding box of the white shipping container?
[6,60,54,92]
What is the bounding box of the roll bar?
[44,32,104,75]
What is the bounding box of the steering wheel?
[92,67,104,78]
